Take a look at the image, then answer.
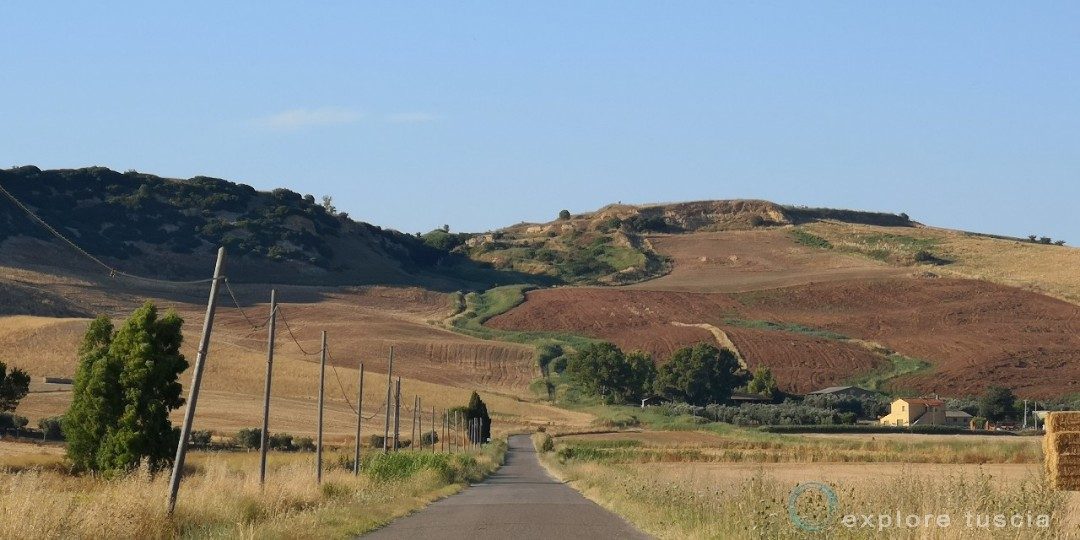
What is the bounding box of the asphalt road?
[362,434,652,539]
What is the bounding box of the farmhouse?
[879,398,946,427]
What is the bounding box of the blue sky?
[2,2,1078,240]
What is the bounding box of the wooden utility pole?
[383,347,394,453]
[393,377,402,451]
[411,395,418,449]
[258,289,277,485]
[353,362,364,476]
[167,247,226,515]
[431,406,436,454]
[316,331,327,483]
[418,396,423,451]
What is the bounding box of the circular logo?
[787,482,839,532]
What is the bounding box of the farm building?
[878,398,946,427]
[806,386,878,398]
[945,409,973,427]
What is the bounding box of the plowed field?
[488,277,1080,397]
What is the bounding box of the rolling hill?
[2,165,1078,434]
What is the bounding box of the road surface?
[362,434,651,539]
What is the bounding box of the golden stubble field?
[0,278,593,439]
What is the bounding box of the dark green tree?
[654,344,748,406]
[978,386,1017,422]
[565,343,655,404]
[746,366,779,400]
[558,209,571,220]
[465,391,491,443]
[0,361,30,411]
[64,303,188,473]
[63,316,119,471]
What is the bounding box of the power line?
[276,307,320,356]
[0,181,215,286]
[222,278,265,331]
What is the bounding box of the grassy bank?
[0,441,506,538]
[447,285,599,373]
[535,434,1073,539]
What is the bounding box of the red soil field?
[486,288,887,394]
[488,277,1080,397]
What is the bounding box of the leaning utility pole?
[167,247,226,515]
[393,377,402,451]
[316,331,327,483]
[258,289,278,485]
[418,396,423,451]
[383,347,394,453]
[353,362,364,476]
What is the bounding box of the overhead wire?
[2,181,402,424]
[0,181,215,285]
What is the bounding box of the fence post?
[393,377,401,451]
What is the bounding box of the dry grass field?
[800,221,1080,304]
[0,438,507,538]
[625,229,907,293]
[539,429,1080,539]
[0,276,593,438]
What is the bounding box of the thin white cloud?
[254,107,363,130]
[385,112,441,124]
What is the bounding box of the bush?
[269,432,294,450]
[539,433,554,453]
[0,412,29,430]
[0,361,30,412]
[294,436,316,451]
[189,430,213,449]
[421,430,439,446]
[38,417,64,440]
[363,452,454,482]
[235,428,262,449]
[558,209,571,220]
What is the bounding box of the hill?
[483,209,1080,399]
[0,166,539,291]
[461,199,914,284]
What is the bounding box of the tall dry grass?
[0,444,505,539]
[546,460,1072,539]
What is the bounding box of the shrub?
[539,433,554,453]
[421,430,439,446]
[189,430,213,449]
[294,436,316,451]
[0,361,30,411]
[0,412,29,430]
[269,432,294,450]
[235,428,262,449]
[558,209,571,220]
[38,417,64,440]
